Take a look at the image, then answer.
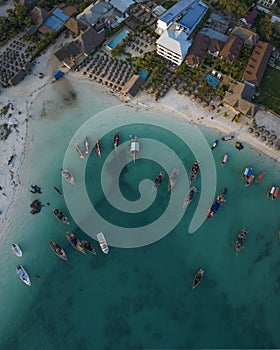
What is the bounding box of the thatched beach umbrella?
[267,140,273,146]
[274,144,280,150]
[264,130,270,136]
[271,134,277,140]
[248,127,253,133]
[260,135,266,142]
[254,131,260,137]
[257,126,264,132]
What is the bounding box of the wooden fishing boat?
[235,229,247,255]
[192,268,204,289]
[53,209,70,225]
[81,240,97,255]
[84,137,90,155]
[114,132,120,149]
[75,144,85,159]
[60,168,75,185]
[183,186,197,208]
[65,232,85,254]
[255,172,265,183]
[130,137,139,162]
[152,171,165,191]
[168,168,179,191]
[189,160,200,184]
[268,185,279,200]
[95,139,101,157]
[49,240,67,260]
[245,175,254,186]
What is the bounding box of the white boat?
[95,140,101,157]
[97,232,109,254]
[75,144,85,159]
[16,265,31,286]
[12,243,22,257]
[168,168,179,191]
[130,137,139,162]
[60,168,75,185]
[84,137,90,154]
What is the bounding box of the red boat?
[255,172,265,183]
[245,175,254,187]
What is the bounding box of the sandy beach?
[1,43,280,237]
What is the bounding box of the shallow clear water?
[1,78,280,349]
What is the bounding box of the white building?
[156,25,192,65]
[258,0,275,8]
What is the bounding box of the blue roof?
[52,8,70,23]
[44,16,65,31]
[159,0,197,26]
[179,3,207,30]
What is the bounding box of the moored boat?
[206,194,225,219]
[268,185,279,200]
[189,160,200,184]
[153,171,165,191]
[16,265,31,286]
[183,186,197,208]
[222,154,228,165]
[95,139,101,157]
[242,167,252,179]
[114,132,120,149]
[255,172,265,183]
[245,175,254,186]
[168,168,179,191]
[222,135,234,141]
[81,240,97,255]
[12,243,22,257]
[211,140,218,150]
[235,141,244,150]
[52,70,64,82]
[130,136,139,162]
[84,137,90,154]
[97,232,109,254]
[60,168,75,185]
[192,269,204,289]
[49,240,67,260]
[75,144,85,159]
[65,232,85,254]
[53,208,70,225]
[235,229,247,255]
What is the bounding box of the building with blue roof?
[156,0,198,34]
[43,7,69,32]
[178,2,208,35]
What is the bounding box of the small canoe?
[49,240,67,260]
[60,168,75,185]
[114,133,120,149]
[16,265,31,286]
[192,268,204,289]
[183,186,197,208]
[12,243,22,257]
[75,144,85,159]
[65,232,85,254]
[81,240,97,255]
[222,154,228,165]
[152,171,165,191]
[95,140,101,157]
[189,160,200,184]
[211,140,218,150]
[255,172,265,183]
[168,168,179,191]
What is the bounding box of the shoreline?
[1,53,280,237]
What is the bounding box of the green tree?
[218,0,247,19]
[256,14,273,41]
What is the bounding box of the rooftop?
[179,2,208,32]
[158,0,197,26]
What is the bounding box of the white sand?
[1,43,280,237]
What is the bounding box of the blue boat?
[207,195,225,219]
[211,140,218,150]
[52,70,64,82]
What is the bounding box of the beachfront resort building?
[258,0,275,8]
[155,0,208,65]
[157,25,192,65]
[242,40,273,87]
[219,35,244,61]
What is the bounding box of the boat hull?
[235,229,247,255]
[97,232,109,254]
[168,168,179,191]
[81,240,97,255]
[189,160,200,184]
[192,269,204,289]
[65,233,85,254]
[12,243,22,257]
[61,168,75,185]
[49,241,67,260]
[16,265,31,286]
[53,209,70,224]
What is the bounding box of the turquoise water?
[138,70,148,80]
[206,74,220,87]
[0,78,280,349]
[106,29,129,50]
